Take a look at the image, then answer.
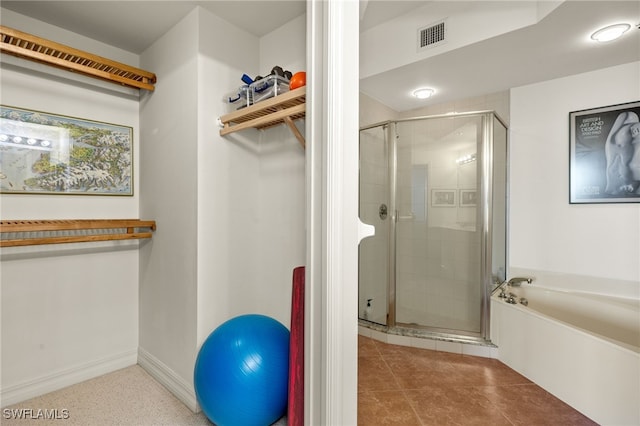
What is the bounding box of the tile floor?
[358,336,597,426]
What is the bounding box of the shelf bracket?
[284,116,305,148]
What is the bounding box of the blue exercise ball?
[194,314,290,426]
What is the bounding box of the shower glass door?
[395,115,484,334]
[358,124,390,325]
[358,113,507,339]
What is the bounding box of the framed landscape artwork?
[431,189,456,207]
[0,105,133,195]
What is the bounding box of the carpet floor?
[2,366,211,426]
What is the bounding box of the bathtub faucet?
[506,277,533,287]
[493,277,533,299]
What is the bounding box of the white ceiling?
[359,1,429,32]
[0,0,425,53]
[0,1,307,53]
[362,1,640,111]
[1,1,639,112]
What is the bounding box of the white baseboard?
[137,347,199,413]
[1,349,137,408]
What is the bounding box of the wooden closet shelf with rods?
[0,26,156,91]
[0,219,157,247]
[219,86,306,148]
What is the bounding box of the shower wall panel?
[359,126,389,325]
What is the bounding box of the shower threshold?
[358,319,497,353]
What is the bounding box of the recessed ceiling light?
[412,88,434,99]
[591,23,631,42]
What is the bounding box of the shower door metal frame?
[386,122,398,329]
[359,111,507,343]
[479,112,494,340]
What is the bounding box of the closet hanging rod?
[0,219,157,247]
[0,26,156,91]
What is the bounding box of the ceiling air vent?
[418,20,446,50]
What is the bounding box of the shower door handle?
[379,204,388,220]
[358,218,375,244]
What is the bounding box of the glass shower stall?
[358,111,507,343]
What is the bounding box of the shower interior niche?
[358,111,507,344]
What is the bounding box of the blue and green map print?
[0,106,132,195]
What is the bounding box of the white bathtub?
[491,285,640,426]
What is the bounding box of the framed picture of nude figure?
[569,101,640,204]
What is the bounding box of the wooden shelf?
[0,219,156,247]
[219,86,306,148]
[0,26,156,91]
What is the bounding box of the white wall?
[399,90,510,124]
[509,61,640,298]
[138,6,306,411]
[137,7,200,407]
[360,92,400,126]
[256,14,307,328]
[256,18,307,322]
[260,14,306,76]
[0,9,140,406]
[196,6,259,348]
[360,2,544,79]
[197,7,306,345]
